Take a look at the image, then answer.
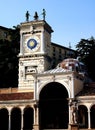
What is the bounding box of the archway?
[39,82,69,129]
[91,105,95,128]
[78,105,88,128]
[23,107,34,130]
[0,108,8,130]
[11,107,21,130]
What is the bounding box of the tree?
[0,25,20,88]
[76,37,95,81]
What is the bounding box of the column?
[36,105,39,124]
[21,107,24,130]
[33,102,39,130]
[88,109,91,129]
[68,102,72,130]
[19,32,24,56]
[72,75,75,98]
[34,76,37,100]
[19,32,23,55]
[8,109,11,130]
[33,66,37,100]
[41,30,45,53]
[68,99,73,125]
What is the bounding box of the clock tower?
[18,16,53,90]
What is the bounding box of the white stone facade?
[0,19,95,130]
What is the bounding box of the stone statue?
[42,9,46,20]
[71,103,77,124]
[25,11,30,22]
[34,11,39,20]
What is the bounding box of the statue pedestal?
[69,124,79,130]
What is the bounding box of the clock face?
[25,36,40,52]
[27,39,37,50]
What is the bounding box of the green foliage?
[76,36,95,81]
[0,26,20,88]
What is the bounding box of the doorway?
[39,82,69,129]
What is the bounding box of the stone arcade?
[0,12,95,130]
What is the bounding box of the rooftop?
[77,83,95,96]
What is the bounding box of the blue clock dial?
[27,39,38,50]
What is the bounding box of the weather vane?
[42,9,46,20]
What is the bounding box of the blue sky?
[0,0,95,49]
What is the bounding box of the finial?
[42,9,46,20]
[34,12,39,20]
[25,11,30,22]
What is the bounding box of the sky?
[0,0,95,49]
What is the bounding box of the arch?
[23,106,34,130]
[39,82,69,129]
[0,108,8,130]
[78,105,88,128]
[91,104,95,128]
[37,80,71,100]
[11,107,21,130]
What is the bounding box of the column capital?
[8,107,12,115]
[34,101,39,108]
[20,106,24,115]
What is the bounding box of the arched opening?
[23,107,34,130]
[91,105,95,128]
[0,108,8,130]
[39,82,69,129]
[11,108,21,130]
[78,105,88,128]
